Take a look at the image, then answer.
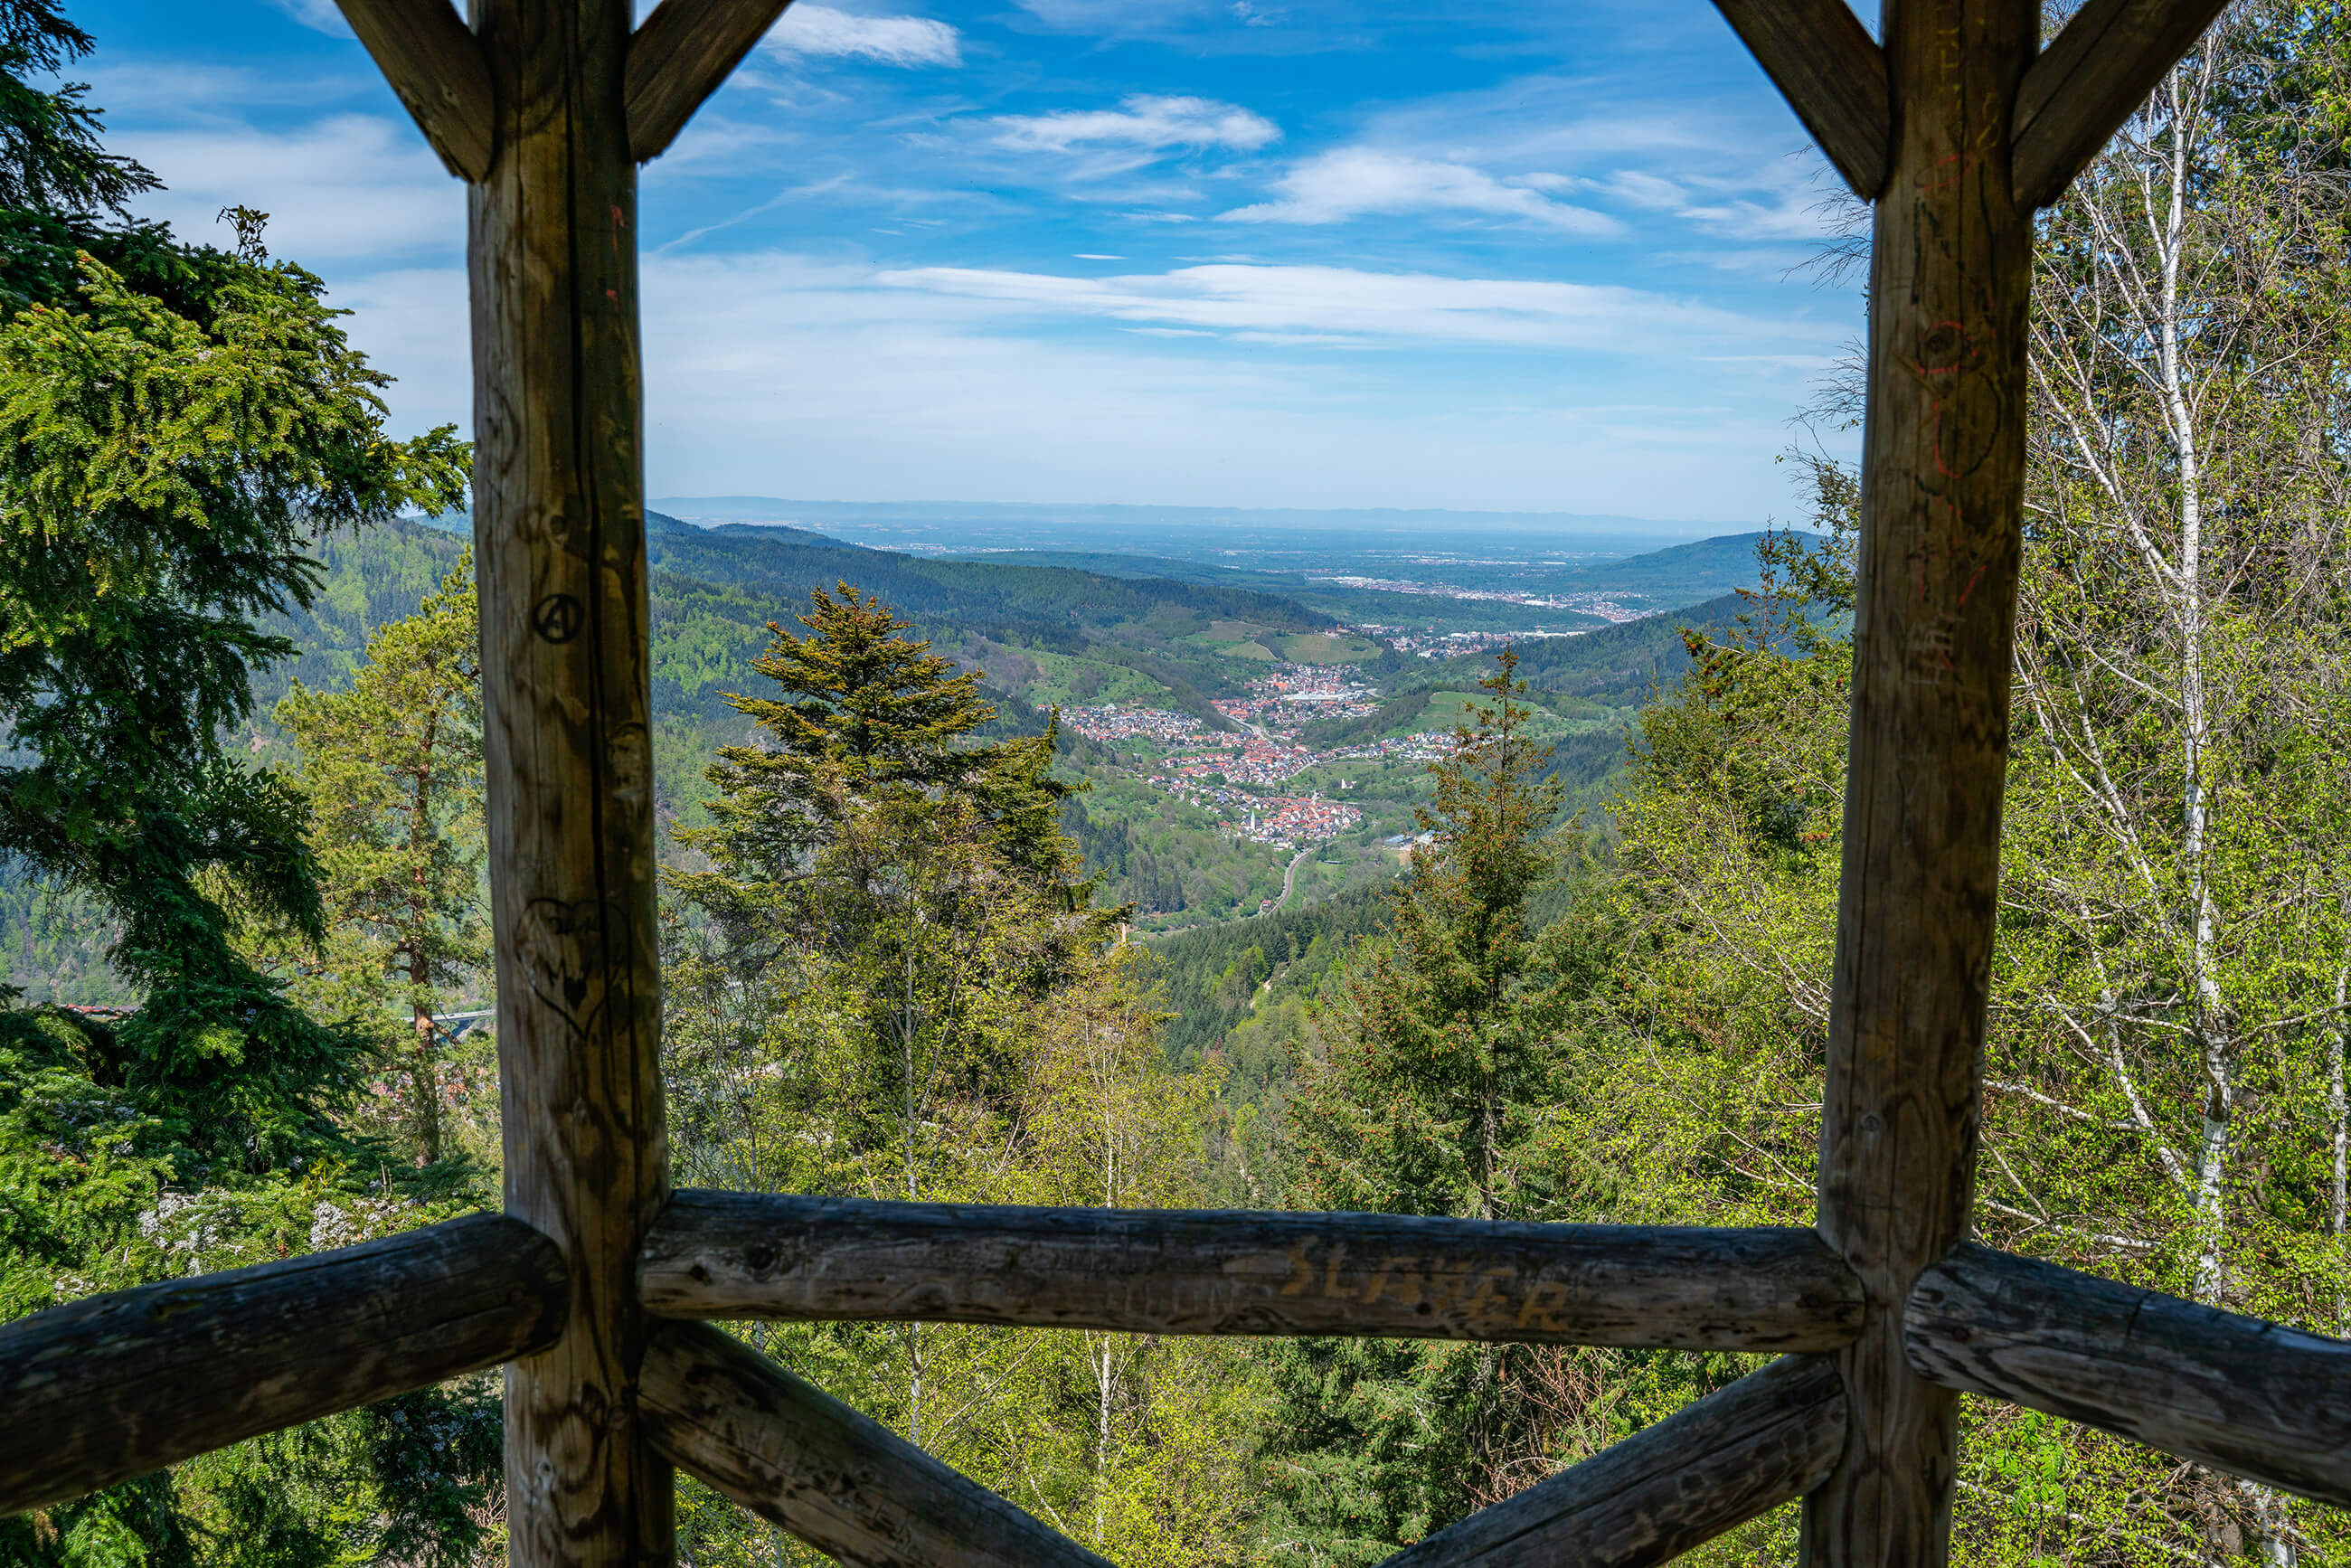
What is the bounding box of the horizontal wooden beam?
[640,1192,1865,1351]
[0,1214,567,1516]
[1708,0,1891,198]
[332,0,496,182]
[1906,1243,2351,1507]
[627,0,794,162]
[1381,1355,1846,1568]
[642,1319,1110,1567]
[2011,0,2233,208]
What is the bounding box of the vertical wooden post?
[470,0,673,1562]
[1806,1,2035,1563]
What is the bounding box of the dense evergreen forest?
[5,2,2351,1565]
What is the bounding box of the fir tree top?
[730,582,1000,791]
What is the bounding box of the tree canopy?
[0,8,495,1561]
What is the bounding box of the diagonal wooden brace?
[332,0,496,181]
[1906,1244,2351,1507]
[1378,1355,1847,1568]
[2010,0,2234,208]
[1707,0,1891,199]
[641,1319,1111,1568]
[628,0,797,162]
[0,1214,567,1516]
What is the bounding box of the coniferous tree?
[1259,652,1574,1563]
[0,0,152,217]
[0,5,467,1168]
[673,581,1103,955]
[0,10,492,1562]
[276,555,486,1167]
[665,585,1251,1565]
[0,255,467,1171]
[670,581,1116,1233]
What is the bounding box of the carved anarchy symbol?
[532,593,585,644]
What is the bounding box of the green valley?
[236,511,1757,944]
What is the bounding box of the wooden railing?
[0,1215,566,1518]
[636,1194,1865,1349]
[7,1197,2346,1557]
[5,0,2326,1563]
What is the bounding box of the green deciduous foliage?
[10,2,2351,1562]
[1982,6,2351,1554]
[1537,13,2351,1554]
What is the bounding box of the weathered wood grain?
[1804,0,2036,1563]
[332,0,494,180]
[467,0,674,1560]
[2011,0,2233,208]
[639,1192,1865,1352]
[1906,1244,2351,1507]
[0,1214,565,1517]
[627,0,794,162]
[1379,1355,1846,1568]
[642,1320,1110,1568]
[1707,0,1891,199]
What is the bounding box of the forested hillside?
[0,489,1765,1001]
[211,513,1335,951]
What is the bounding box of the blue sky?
[68,0,1865,523]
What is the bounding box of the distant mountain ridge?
[647,496,1745,542]
[933,531,1803,604]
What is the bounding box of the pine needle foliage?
[0,0,466,1170]
[673,581,1106,949]
[276,554,486,1167]
[0,12,496,1561]
[1258,651,1573,1563]
[0,247,467,1173]
[0,0,153,219]
[1302,648,1566,1223]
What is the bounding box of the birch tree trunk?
[2002,8,2351,1559]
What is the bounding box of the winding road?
[1268,847,1313,916]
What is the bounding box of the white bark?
[2142,62,2235,1307]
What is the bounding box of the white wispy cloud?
[1593,166,1844,241]
[1223,149,1618,236]
[1345,77,1767,175]
[263,0,353,37]
[326,265,472,436]
[86,9,1863,520]
[305,250,1818,514]
[765,5,963,67]
[873,260,1805,353]
[1006,0,1229,37]
[114,113,462,265]
[1296,76,1846,242]
[993,95,1279,154]
[628,252,1802,509]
